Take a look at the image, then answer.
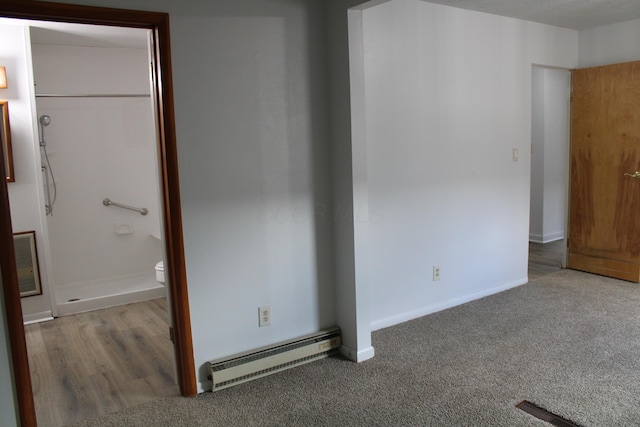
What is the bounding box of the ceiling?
[2,0,640,49]
[423,0,640,30]
[0,18,148,49]
[28,22,149,49]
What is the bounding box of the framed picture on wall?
[14,231,43,298]
[1,101,14,182]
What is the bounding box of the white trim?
[370,278,528,331]
[542,231,565,243]
[529,231,564,244]
[350,0,393,11]
[340,344,375,362]
[23,311,53,325]
[346,5,375,363]
[197,380,210,394]
[529,233,544,243]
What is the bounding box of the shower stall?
[31,30,166,317]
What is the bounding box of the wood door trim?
[0,134,36,427]
[0,2,197,425]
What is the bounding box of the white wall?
[31,44,162,289]
[1,0,338,395]
[327,0,379,363]
[529,67,570,243]
[0,22,54,323]
[530,67,545,240]
[358,0,578,330]
[541,68,570,242]
[169,8,335,389]
[579,18,640,67]
[21,0,583,395]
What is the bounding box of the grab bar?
[103,198,148,216]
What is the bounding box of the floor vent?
[516,400,581,427]
[207,327,341,391]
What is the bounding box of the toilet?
[155,261,165,284]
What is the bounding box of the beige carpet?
[73,269,640,426]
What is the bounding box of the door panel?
[568,61,640,282]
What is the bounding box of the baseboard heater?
[207,326,341,391]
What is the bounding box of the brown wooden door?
[568,61,640,282]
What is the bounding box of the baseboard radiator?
[207,326,341,391]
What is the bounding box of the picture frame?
[1,101,14,182]
[14,231,42,298]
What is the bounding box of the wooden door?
[568,61,640,282]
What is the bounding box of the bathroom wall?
[30,42,162,293]
[0,21,54,323]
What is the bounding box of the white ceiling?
[423,0,640,30]
[3,0,640,49]
[28,22,149,49]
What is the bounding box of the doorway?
[16,19,176,425]
[529,65,571,279]
[28,22,165,319]
[0,3,196,426]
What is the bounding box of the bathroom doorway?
[0,3,196,426]
[29,23,166,319]
[24,20,177,425]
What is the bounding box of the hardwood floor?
[528,239,565,281]
[24,298,180,427]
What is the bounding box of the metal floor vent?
[516,400,581,427]
[207,327,341,391]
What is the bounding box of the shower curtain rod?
[36,93,150,98]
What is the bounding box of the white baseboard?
[529,231,564,243]
[370,277,528,331]
[340,344,375,362]
[529,233,543,243]
[23,311,54,325]
[197,380,210,394]
[541,232,564,243]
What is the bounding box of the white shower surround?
[31,40,164,317]
[55,272,164,316]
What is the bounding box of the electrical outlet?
[259,306,271,327]
[433,265,441,281]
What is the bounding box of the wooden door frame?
[0,1,196,425]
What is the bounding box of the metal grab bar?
[102,198,148,216]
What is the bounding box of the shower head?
[39,115,51,147]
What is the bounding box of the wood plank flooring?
[528,239,565,281]
[24,298,180,427]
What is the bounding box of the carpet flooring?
[73,269,640,426]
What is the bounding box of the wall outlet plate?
[259,306,271,327]
[433,265,441,281]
